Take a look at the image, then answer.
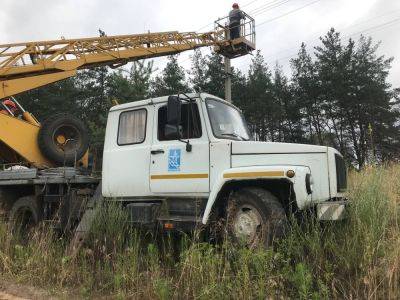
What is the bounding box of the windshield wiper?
[220,133,248,141]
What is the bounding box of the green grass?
[1,165,399,299]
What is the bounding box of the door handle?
[151,149,165,155]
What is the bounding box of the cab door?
[102,105,153,197]
[149,100,209,194]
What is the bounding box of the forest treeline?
[18,28,400,167]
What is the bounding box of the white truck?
[0,93,348,247]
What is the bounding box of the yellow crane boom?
[0,19,255,99]
[0,31,221,98]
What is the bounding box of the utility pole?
[224,57,232,103]
[368,123,376,164]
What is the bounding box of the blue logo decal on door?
[168,149,181,172]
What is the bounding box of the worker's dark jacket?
[229,9,245,26]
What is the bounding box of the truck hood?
[231,141,328,155]
[230,141,333,203]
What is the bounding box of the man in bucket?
[229,3,245,39]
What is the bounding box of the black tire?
[38,113,89,166]
[226,187,287,248]
[9,196,41,234]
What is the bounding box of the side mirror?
[167,96,181,126]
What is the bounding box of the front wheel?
[226,187,287,248]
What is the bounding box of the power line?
[250,0,293,16]
[256,0,324,27]
[347,16,400,39]
[249,0,291,14]
[196,0,293,32]
[242,0,264,8]
[263,9,400,61]
[264,16,400,65]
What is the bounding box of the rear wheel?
[38,114,89,166]
[226,187,287,248]
[9,196,41,235]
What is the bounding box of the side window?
[158,103,202,141]
[118,109,147,145]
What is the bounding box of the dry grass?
[0,164,399,299]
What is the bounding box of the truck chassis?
[0,167,209,234]
[0,167,99,232]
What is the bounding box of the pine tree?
[108,60,154,103]
[313,28,400,166]
[272,65,304,142]
[291,43,323,145]
[245,51,275,141]
[203,53,225,99]
[74,67,111,143]
[189,50,208,93]
[231,68,247,105]
[17,78,80,120]
[129,60,153,100]
[150,55,189,97]
[314,29,353,154]
[351,36,400,164]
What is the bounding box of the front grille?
[335,154,347,192]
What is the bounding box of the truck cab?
[102,93,348,247]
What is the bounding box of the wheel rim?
[52,124,82,153]
[232,204,263,247]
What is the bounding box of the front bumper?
[317,200,348,221]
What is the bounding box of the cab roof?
[109,93,240,112]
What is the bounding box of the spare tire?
[38,113,89,166]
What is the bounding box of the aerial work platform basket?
[214,11,255,59]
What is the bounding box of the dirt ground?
[0,279,55,300]
[0,278,112,300]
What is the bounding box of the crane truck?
[0,14,347,248]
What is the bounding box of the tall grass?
[0,165,399,298]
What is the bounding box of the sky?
[1,0,399,88]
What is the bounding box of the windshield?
[206,98,251,141]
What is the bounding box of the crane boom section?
[0,31,224,98]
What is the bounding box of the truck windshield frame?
[205,98,251,141]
